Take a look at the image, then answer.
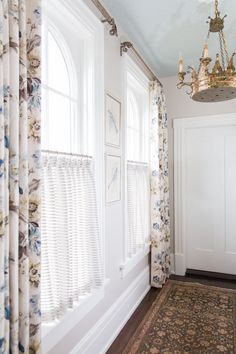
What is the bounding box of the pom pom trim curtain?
[150,82,171,288]
[0,1,41,353]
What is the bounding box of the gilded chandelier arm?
[177,71,194,95]
[176,81,194,95]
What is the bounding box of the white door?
[174,115,236,275]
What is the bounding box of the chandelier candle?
[178,57,184,73]
[203,43,209,58]
[177,0,236,102]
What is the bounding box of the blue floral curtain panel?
[150,82,170,288]
[0,1,41,353]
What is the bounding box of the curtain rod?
[89,0,162,87]
[127,160,149,166]
[120,41,163,87]
[89,0,118,36]
[42,150,92,159]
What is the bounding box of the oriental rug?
[123,280,236,354]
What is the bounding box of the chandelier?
[177,0,236,102]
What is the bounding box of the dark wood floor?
[106,274,236,354]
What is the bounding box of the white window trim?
[119,243,151,279]
[42,279,111,353]
[42,0,106,349]
[120,56,151,278]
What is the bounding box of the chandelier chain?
[219,32,226,69]
[215,0,219,17]
[220,30,230,65]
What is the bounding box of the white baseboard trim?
[175,253,186,276]
[170,253,175,274]
[70,266,150,354]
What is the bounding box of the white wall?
[46,22,150,354]
[162,75,236,253]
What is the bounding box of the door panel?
[185,125,236,274]
[225,130,236,255]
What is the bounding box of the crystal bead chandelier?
[177,0,236,102]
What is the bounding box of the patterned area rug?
[123,280,236,354]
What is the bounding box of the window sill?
[119,243,151,279]
[42,278,110,353]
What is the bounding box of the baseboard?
[175,253,186,276]
[70,266,150,354]
[186,269,236,282]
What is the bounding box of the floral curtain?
[150,81,170,288]
[0,1,41,353]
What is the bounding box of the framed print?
[105,93,121,147]
[106,154,121,203]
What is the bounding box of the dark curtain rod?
[42,150,92,159]
[90,0,118,36]
[89,0,163,87]
[120,41,163,87]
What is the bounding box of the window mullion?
[42,83,78,103]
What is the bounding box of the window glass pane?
[127,92,141,161]
[127,92,139,130]
[127,128,140,161]
[44,90,72,152]
[47,31,71,96]
[141,96,149,163]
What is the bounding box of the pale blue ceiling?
[101,0,236,78]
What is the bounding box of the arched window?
[41,4,104,325]
[125,58,150,261]
[42,24,77,153]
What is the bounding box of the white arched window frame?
[41,1,105,352]
[120,56,151,278]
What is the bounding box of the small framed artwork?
[106,154,121,203]
[105,93,121,147]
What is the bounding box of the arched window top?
[42,23,78,153]
[43,24,76,99]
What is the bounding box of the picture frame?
[106,154,121,203]
[105,93,121,147]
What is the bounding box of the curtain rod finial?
[120,41,133,56]
[101,17,118,36]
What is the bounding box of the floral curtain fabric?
[150,82,170,288]
[0,1,41,353]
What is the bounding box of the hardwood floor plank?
[106,288,161,354]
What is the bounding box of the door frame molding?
[173,113,236,276]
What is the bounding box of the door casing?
[174,113,236,276]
